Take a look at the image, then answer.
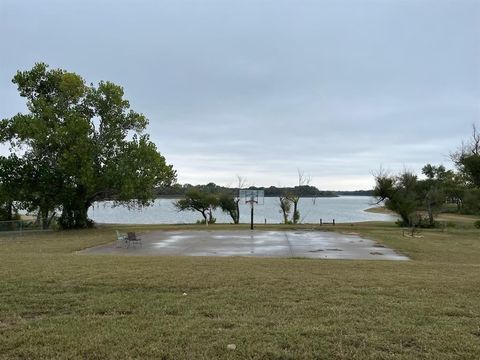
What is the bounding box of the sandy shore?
[364,206,395,215]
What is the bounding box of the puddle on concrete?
[80,230,409,261]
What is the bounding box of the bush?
[395,213,439,228]
[462,189,480,215]
[474,220,480,229]
[196,218,216,225]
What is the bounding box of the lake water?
[88,196,395,224]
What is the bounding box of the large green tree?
[0,63,176,228]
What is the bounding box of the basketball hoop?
[239,190,264,229]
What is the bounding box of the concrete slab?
[79,230,409,260]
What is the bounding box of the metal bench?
[116,230,127,248]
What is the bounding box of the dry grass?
[1,219,480,359]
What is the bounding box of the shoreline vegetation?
[155,184,373,198]
[364,206,480,224]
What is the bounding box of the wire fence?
[0,220,50,234]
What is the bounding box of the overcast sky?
[1,0,479,190]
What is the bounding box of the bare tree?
[470,124,480,155]
[451,123,480,164]
[278,196,291,224]
[285,169,311,224]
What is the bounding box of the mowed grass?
[1,220,480,359]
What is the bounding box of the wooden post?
[320,218,323,226]
[333,219,335,226]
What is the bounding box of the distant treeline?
[156,183,373,198]
[334,190,374,196]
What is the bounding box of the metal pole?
[250,203,254,230]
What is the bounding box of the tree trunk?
[207,208,213,224]
[426,199,434,226]
[40,207,49,230]
[234,199,240,224]
[46,211,56,228]
[228,209,237,224]
[292,200,299,224]
[59,200,92,229]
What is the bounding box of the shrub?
[196,218,216,225]
[462,189,480,215]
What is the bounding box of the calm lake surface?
[88,196,395,224]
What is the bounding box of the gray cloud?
[1,0,479,189]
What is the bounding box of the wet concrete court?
[80,230,409,260]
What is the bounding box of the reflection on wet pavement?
[80,230,409,260]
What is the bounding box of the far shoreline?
[364,206,395,215]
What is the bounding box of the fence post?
[333,219,335,226]
[320,218,323,226]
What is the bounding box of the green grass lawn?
[1,220,480,359]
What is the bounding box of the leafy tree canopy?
[0,63,176,228]
[175,190,218,224]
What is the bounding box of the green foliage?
[374,171,419,227]
[451,125,480,189]
[175,190,218,224]
[0,155,24,221]
[459,154,480,188]
[462,188,480,215]
[0,63,176,228]
[419,165,449,225]
[374,166,454,228]
[196,218,217,225]
[218,193,240,224]
[156,183,339,198]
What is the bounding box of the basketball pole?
[240,190,263,231]
[250,202,254,230]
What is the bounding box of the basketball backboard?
[239,189,264,205]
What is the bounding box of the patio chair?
[116,230,127,248]
[126,232,142,248]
